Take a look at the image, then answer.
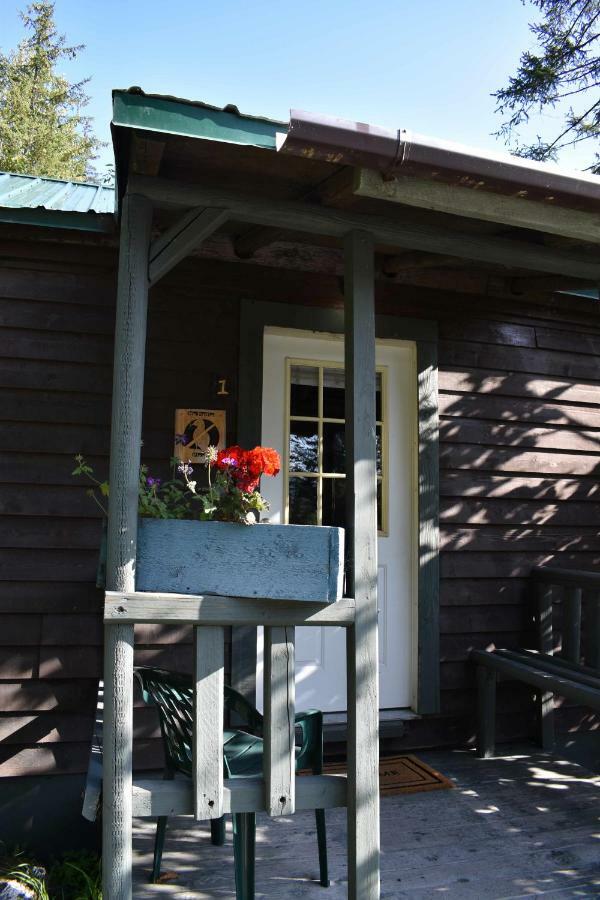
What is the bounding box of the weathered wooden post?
[103,192,152,900]
[344,229,380,898]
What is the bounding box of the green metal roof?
[0,171,116,232]
[112,88,285,149]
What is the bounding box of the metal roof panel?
[0,171,115,214]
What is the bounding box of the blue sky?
[2,0,591,176]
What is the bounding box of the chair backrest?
[134,666,263,776]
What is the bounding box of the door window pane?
[376,372,383,422]
[289,422,318,473]
[288,477,317,525]
[323,422,345,473]
[322,478,346,528]
[376,425,383,477]
[290,365,318,417]
[286,360,387,532]
[323,367,345,419]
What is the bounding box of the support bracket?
[149,206,229,285]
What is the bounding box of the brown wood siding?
[2,230,600,775]
[433,305,600,749]
[0,234,238,778]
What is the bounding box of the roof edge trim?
[112,90,285,150]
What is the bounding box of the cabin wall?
[1,228,599,846]
[0,231,240,848]
[428,291,600,749]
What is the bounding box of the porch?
[97,90,600,900]
[131,745,600,898]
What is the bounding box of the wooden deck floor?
[132,746,600,898]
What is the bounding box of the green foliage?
[73,455,192,521]
[494,0,600,170]
[178,454,270,524]
[47,850,101,899]
[72,453,273,525]
[0,2,103,179]
[72,454,109,516]
[0,844,49,900]
[137,461,192,520]
[0,844,102,900]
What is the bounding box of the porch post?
[103,193,153,900]
[344,229,380,898]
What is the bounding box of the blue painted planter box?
[135,519,345,603]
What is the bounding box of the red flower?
[246,447,281,478]
[236,473,260,493]
[215,445,244,470]
[212,445,280,494]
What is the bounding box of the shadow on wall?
[436,313,600,735]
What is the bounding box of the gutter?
[277,110,600,210]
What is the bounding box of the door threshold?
[323,708,419,743]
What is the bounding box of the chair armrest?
[295,709,323,772]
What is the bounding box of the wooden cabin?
[1,88,600,876]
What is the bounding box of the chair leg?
[151,816,168,883]
[315,809,329,887]
[211,815,226,846]
[233,812,256,900]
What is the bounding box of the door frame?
[234,299,440,715]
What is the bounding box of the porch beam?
[103,192,153,900]
[354,167,600,245]
[344,229,380,899]
[130,174,600,280]
[148,206,228,285]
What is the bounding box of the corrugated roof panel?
[0,171,115,214]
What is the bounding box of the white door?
[257,327,416,712]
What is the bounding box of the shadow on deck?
[132,745,600,898]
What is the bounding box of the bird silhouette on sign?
[178,418,220,451]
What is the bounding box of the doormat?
[315,754,454,796]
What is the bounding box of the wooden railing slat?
[104,591,355,627]
[193,625,224,821]
[263,625,295,816]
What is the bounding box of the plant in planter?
[74,445,344,604]
[178,444,280,524]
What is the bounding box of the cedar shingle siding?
[1,227,599,782]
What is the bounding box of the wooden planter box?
[135,519,345,603]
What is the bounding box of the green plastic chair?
[134,666,329,898]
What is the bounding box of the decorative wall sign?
[174,408,226,464]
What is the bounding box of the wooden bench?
[471,566,600,758]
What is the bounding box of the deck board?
[132,745,600,898]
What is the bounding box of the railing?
[104,591,355,823]
[532,566,600,668]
